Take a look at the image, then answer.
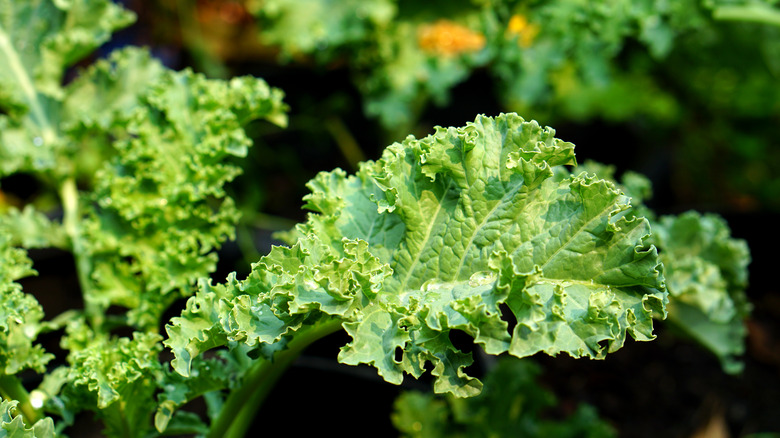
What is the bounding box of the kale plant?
[0,1,752,436]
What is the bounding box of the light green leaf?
[572,161,752,373]
[0,206,66,249]
[0,232,52,376]
[60,319,163,437]
[165,235,391,377]
[574,160,654,219]
[0,0,134,175]
[0,397,54,438]
[311,114,665,395]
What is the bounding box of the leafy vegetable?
[0,232,50,377]
[1,0,286,435]
[0,396,54,437]
[0,1,757,436]
[0,231,54,436]
[0,0,134,176]
[64,47,287,328]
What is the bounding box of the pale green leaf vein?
[0,26,57,145]
[397,180,454,292]
[538,200,617,276]
[453,181,523,280]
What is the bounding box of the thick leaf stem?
[208,319,343,438]
[713,5,780,26]
[0,375,41,425]
[60,178,100,328]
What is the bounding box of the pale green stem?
[175,0,229,78]
[324,117,367,171]
[713,5,780,26]
[208,320,343,438]
[236,224,262,270]
[246,212,298,232]
[60,178,101,328]
[237,212,298,269]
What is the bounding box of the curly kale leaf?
[651,212,751,373]
[0,232,52,376]
[61,47,287,329]
[57,319,163,438]
[167,113,666,398]
[0,232,55,436]
[0,397,54,438]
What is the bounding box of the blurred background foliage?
[104,0,780,225]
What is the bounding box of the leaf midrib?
[453,180,524,280]
[538,200,617,275]
[0,24,57,145]
[397,180,454,292]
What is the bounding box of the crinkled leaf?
[165,235,391,377]
[650,211,751,373]
[574,160,655,220]
[0,206,66,249]
[308,114,665,395]
[0,397,54,438]
[61,47,287,329]
[168,113,665,399]
[154,352,247,433]
[0,232,52,375]
[576,161,752,373]
[60,319,163,437]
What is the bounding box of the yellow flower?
[507,14,539,48]
[418,20,486,56]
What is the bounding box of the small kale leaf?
[0,397,54,438]
[651,211,751,373]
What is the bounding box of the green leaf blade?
[305,113,665,393]
[0,0,134,175]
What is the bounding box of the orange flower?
[418,20,486,56]
[507,14,539,48]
